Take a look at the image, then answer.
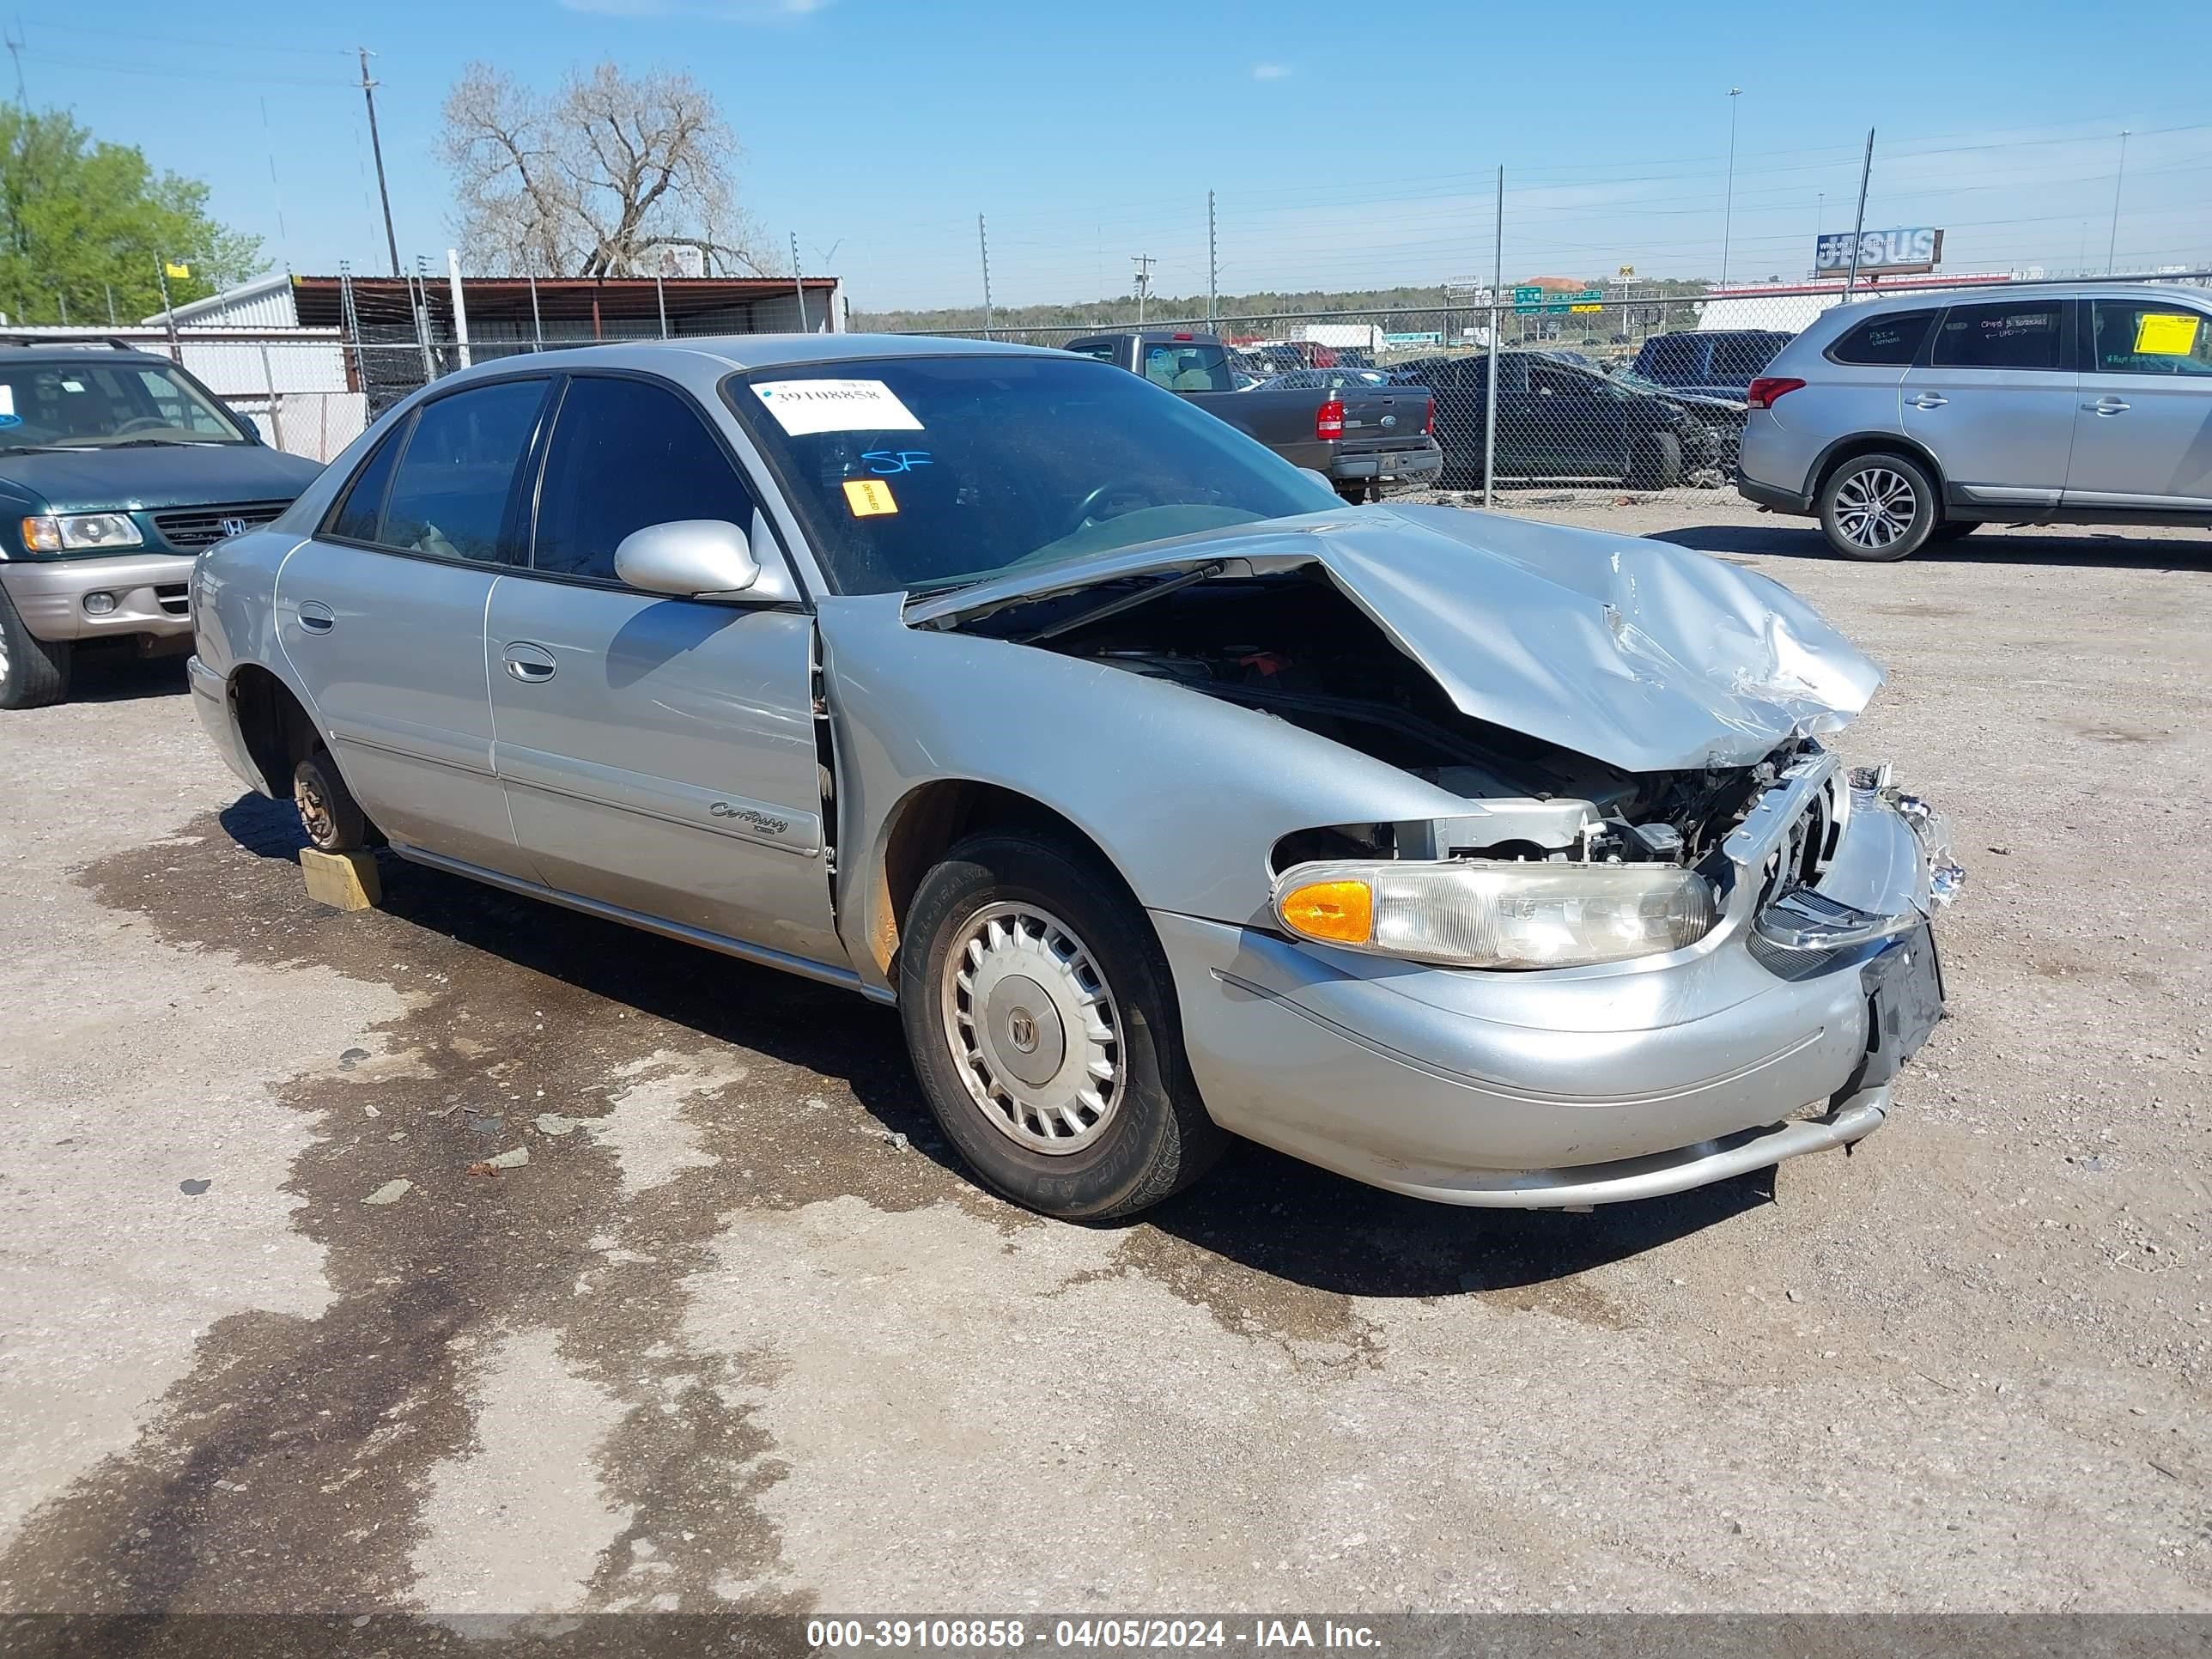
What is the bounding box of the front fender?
[818,593,1478,992]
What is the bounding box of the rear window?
[1930,302,2068,370]
[1139,342,1234,393]
[1827,310,1936,366]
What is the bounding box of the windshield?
[723,355,1340,595]
[0,360,248,447]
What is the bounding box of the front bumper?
[0,552,197,641]
[1158,751,1960,1208]
[187,655,268,796]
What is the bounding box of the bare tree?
[439,61,770,278]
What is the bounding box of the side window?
[1637,335,1704,382]
[1710,334,1784,380]
[1929,301,2068,371]
[1528,364,1588,398]
[2089,300,2212,377]
[532,376,758,584]
[380,379,547,562]
[325,416,410,543]
[1828,310,1936,366]
[1066,342,1118,365]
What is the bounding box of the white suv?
[1736,283,2212,560]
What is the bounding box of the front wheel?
[0,583,72,709]
[294,747,370,854]
[1820,453,1937,561]
[900,831,1227,1220]
[1626,431,1681,489]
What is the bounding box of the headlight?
[21,513,143,552]
[1273,858,1717,969]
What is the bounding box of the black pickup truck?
[1064,331,1440,502]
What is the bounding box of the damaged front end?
[887,508,1965,1206]
[916,513,1958,984]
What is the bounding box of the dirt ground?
[1,497,2207,1618]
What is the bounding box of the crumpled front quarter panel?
[817,594,1478,990]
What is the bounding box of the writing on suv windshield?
[0,362,247,448]
[725,355,1336,595]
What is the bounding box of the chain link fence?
[911,270,2212,502]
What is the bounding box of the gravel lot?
[1,497,2207,1617]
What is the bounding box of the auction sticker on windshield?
[751,378,923,436]
[842,479,899,516]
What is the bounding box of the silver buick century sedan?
[189,336,1962,1219]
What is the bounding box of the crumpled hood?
[910,503,1882,775]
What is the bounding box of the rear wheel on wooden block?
[294,747,368,854]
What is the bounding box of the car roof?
[1811,281,2212,325]
[0,341,178,368]
[441,331,1061,384]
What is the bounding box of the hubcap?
[295,773,335,848]
[940,902,1122,1155]
[1834,467,1917,549]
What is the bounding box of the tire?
[899,830,1228,1220]
[293,747,369,854]
[1929,519,1980,543]
[1626,431,1681,490]
[1819,452,1937,562]
[0,581,72,709]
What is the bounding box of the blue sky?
[29,0,2212,312]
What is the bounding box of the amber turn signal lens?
[1278,878,1373,945]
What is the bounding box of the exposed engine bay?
[963,569,1781,869]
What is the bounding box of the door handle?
[1908,394,1948,410]
[296,601,335,634]
[2083,397,2130,415]
[501,643,556,684]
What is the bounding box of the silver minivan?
[1737,283,2212,559]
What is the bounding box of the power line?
[10,16,356,58]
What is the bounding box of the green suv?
[0,340,322,708]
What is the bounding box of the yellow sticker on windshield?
[842,478,898,517]
[2134,312,2201,356]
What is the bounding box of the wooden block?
[300,848,381,912]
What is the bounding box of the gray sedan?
[189,335,1962,1219]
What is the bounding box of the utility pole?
[1131,253,1154,327]
[1842,128,1875,300]
[789,230,806,330]
[1206,191,1218,330]
[2106,129,2131,275]
[1483,167,1503,509]
[358,47,400,277]
[154,259,180,362]
[976,213,994,338]
[4,22,24,105]
[1719,87,1742,289]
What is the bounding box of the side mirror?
[613,520,761,599]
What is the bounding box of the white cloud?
[1251,63,1291,81]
